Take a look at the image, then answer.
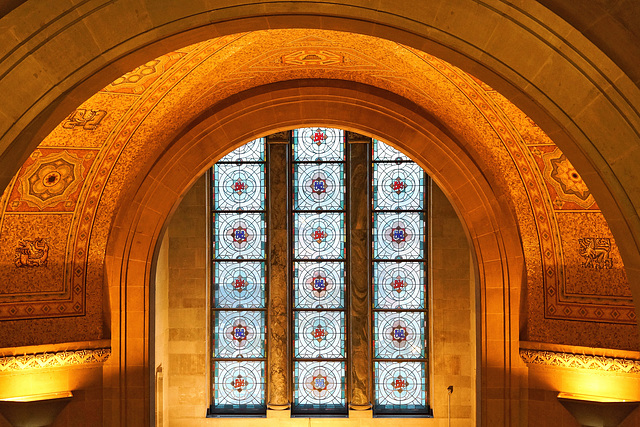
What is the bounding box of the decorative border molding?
[0,348,110,372]
[520,349,640,373]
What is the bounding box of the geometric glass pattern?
[292,128,347,415]
[373,262,425,309]
[210,138,267,416]
[293,213,345,260]
[213,261,265,309]
[214,310,266,358]
[374,362,427,411]
[373,311,425,359]
[294,261,345,309]
[294,311,346,358]
[294,361,346,412]
[212,361,266,413]
[372,140,430,416]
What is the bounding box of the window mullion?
[348,139,373,410]
[267,140,290,409]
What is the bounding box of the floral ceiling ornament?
[18,151,84,210]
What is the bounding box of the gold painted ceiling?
[0,29,635,349]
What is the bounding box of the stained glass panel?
[373,262,425,309]
[293,361,346,412]
[219,137,265,162]
[374,362,426,411]
[293,128,345,161]
[214,163,265,211]
[294,213,345,259]
[293,163,345,210]
[212,361,265,411]
[294,262,344,309]
[373,212,425,259]
[374,311,425,359]
[214,310,265,358]
[294,311,345,358]
[213,212,266,259]
[213,262,265,309]
[373,162,424,211]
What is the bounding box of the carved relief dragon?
[578,238,613,270]
[14,238,49,267]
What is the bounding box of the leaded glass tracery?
[210,138,267,416]
[209,133,431,418]
[372,139,430,416]
[292,128,348,415]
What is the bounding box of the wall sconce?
[557,392,639,427]
[0,391,72,427]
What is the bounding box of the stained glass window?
[209,138,267,416]
[372,139,430,416]
[292,128,348,416]
[209,133,432,418]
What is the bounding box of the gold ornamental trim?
[520,349,640,373]
[0,348,110,372]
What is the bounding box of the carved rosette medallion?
[18,151,84,210]
[542,149,595,209]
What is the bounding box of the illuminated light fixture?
[0,391,72,427]
[557,392,639,427]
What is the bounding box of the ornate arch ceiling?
[0,29,635,349]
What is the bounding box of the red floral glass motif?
[312,227,327,243]
[232,375,247,392]
[312,324,328,342]
[233,275,248,293]
[312,129,327,146]
[232,178,248,195]
[391,177,407,194]
[393,275,406,293]
[392,375,408,393]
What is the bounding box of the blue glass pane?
[293,128,344,161]
[214,163,265,211]
[214,311,265,358]
[374,362,426,410]
[213,212,266,259]
[294,311,345,358]
[219,138,265,162]
[294,361,346,411]
[374,312,425,358]
[213,361,265,410]
[293,163,345,210]
[213,262,265,309]
[373,139,411,162]
[373,212,425,259]
[373,162,424,210]
[294,213,345,259]
[294,262,345,309]
[373,262,425,309]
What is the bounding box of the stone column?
[267,137,290,409]
[348,135,372,409]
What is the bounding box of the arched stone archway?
[2,1,639,327]
[105,81,524,426]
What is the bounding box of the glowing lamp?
[557,392,639,427]
[0,391,72,427]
